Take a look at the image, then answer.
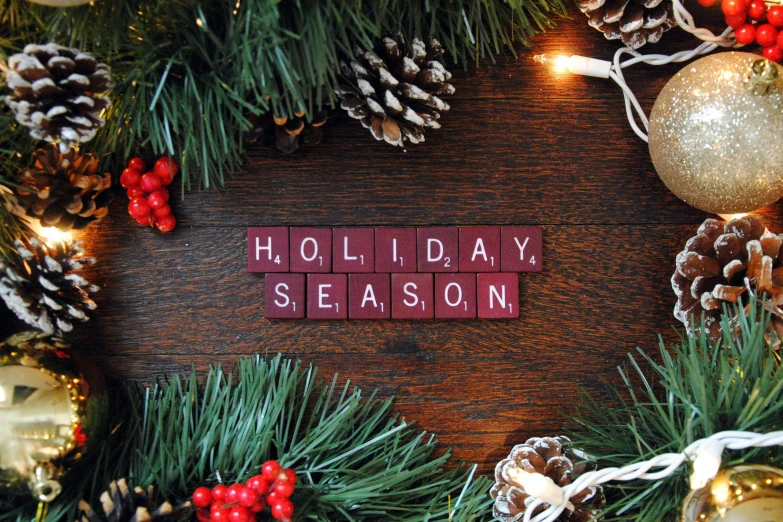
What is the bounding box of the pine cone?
[246,109,328,154]
[78,479,188,522]
[491,436,604,522]
[4,43,112,149]
[577,0,677,49]
[339,35,454,147]
[0,237,97,334]
[15,143,112,231]
[673,215,783,340]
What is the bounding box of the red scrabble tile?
[501,226,543,272]
[435,273,477,319]
[459,227,500,272]
[477,273,519,319]
[333,228,374,273]
[417,228,458,272]
[349,274,390,319]
[265,274,305,319]
[391,274,434,319]
[248,227,289,272]
[307,274,347,319]
[290,228,332,272]
[375,228,417,273]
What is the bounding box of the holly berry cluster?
[703,0,783,62]
[191,461,297,522]
[119,156,178,233]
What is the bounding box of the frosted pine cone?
[339,35,454,146]
[246,109,328,154]
[78,479,188,522]
[4,43,112,150]
[491,436,604,522]
[577,0,677,49]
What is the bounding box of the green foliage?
[0,354,493,522]
[567,298,783,521]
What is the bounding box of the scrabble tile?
[290,228,332,272]
[349,274,391,319]
[391,274,434,319]
[307,274,347,319]
[477,273,519,319]
[459,227,500,272]
[265,274,305,319]
[501,226,543,272]
[375,228,417,273]
[435,273,477,319]
[248,227,289,272]
[417,227,458,272]
[333,228,374,273]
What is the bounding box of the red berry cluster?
[701,0,783,62]
[191,461,297,522]
[119,157,178,233]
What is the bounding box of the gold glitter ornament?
[649,53,783,215]
[681,465,783,521]
[0,331,107,503]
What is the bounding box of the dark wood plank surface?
[3,13,782,474]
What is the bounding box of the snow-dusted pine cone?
[78,479,188,522]
[3,43,112,150]
[0,237,97,334]
[339,35,454,147]
[577,0,677,49]
[491,436,604,522]
[15,143,112,231]
[246,109,328,154]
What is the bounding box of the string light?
[36,227,72,248]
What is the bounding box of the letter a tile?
[459,227,500,272]
[349,274,391,319]
[248,227,289,272]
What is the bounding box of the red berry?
[246,475,270,495]
[156,214,176,233]
[154,157,179,182]
[265,491,281,506]
[698,0,715,6]
[270,499,294,521]
[283,468,297,485]
[140,172,163,193]
[127,186,146,199]
[777,28,783,47]
[147,190,169,209]
[128,157,146,172]
[722,0,745,16]
[196,508,211,522]
[224,484,246,504]
[764,45,783,61]
[262,461,283,482]
[735,23,757,44]
[250,499,265,513]
[211,504,230,522]
[273,480,295,499]
[757,23,779,46]
[237,487,258,508]
[212,484,228,503]
[153,203,172,218]
[192,487,213,508]
[120,168,142,188]
[136,214,156,227]
[128,197,151,220]
[725,12,746,28]
[748,0,767,19]
[769,5,783,26]
[228,506,250,522]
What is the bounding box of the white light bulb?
[690,439,724,490]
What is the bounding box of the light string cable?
[517,430,783,522]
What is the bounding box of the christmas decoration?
[78,479,187,522]
[0,331,106,503]
[0,237,97,334]
[120,156,177,233]
[246,111,329,154]
[577,0,677,49]
[14,143,112,231]
[339,35,455,146]
[708,0,783,63]
[672,214,783,340]
[3,43,112,151]
[491,436,604,521]
[648,53,783,214]
[27,0,92,5]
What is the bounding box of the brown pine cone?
[4,43,112,149]
[491,436,605,522]
[15,143,112,231]
[78,479,188,522]
[339,35,454,147]
[246,109,328,154]
[577,0,677,49]
[672,215,783,340]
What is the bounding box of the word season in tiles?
[248,227,542,320]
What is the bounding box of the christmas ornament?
[681,465,783,521]
[0,237,97,334]
[120,156,177,233]
[490,436,605,522]
[339,35,454,147]
[707,0,783,63]
[672,215,783,340]
[15,143,112,231]
[78,479,188,522]
[3,43,112,151]
[26,0,92,5]
[246,110,328,154]
[0,331,106,502]
[649,53,783,214]
[577,0,677,49]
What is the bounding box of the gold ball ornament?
[649,53,783,215]
[682,465,783,521]
[26,0,93,6]
[0,331,106,503]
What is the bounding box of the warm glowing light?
[534,54,570,73]
[690,440,724,490]
[533,54,612,79]
[37,227,72,248]
[718,213,748,221]
[196,17,204,27]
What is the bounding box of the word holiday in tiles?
[248,226,542,320]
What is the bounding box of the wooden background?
[3,11,783,475]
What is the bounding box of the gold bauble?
[0,331,106,502]
[649,53,783,214]
[682,465,783,521]
[26,0,93,6]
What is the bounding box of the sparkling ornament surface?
[681,465,783,521]
[649,52,783,214]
